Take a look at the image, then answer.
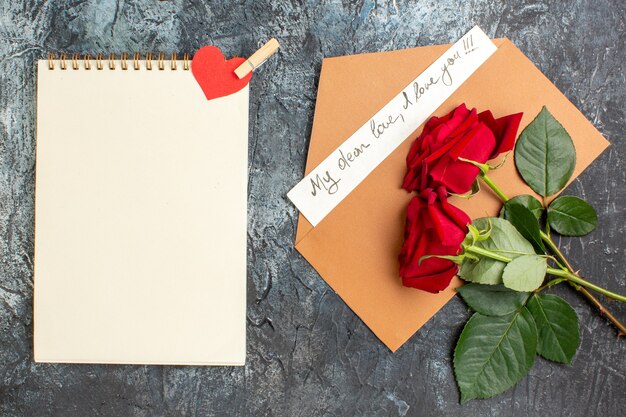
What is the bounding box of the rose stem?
[540,232,626,335]
[478,173,508,202]
[466,246,626,302]
[478,172,626,335]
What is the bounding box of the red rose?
[399,187,470,293]
[402,104,523,194]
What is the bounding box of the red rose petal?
[479,110,524,158]
[401,265,458,293]
[398,192,469,294]
[427,124,495,194]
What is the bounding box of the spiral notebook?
[34,53,247,365]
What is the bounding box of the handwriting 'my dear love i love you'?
[309,46,474,198]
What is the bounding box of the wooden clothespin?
[234,38,280,79]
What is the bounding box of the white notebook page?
[34,60,247,365]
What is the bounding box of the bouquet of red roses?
[399,104,625,402]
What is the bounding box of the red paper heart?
[191,46,252,100]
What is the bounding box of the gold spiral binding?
[121,52,128,70]
[59,53,67,70]
[96,53,104,70]
[171,53,177,70]
[46,52,191,71]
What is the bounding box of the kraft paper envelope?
[294,38,609,352]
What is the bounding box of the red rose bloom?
[399,187,470,293]
[402,104,523,194]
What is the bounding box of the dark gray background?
[0,0,624,416]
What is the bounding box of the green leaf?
[514,106,576,197]
[457,283,530,316]
[459,218,535,285]
[500,194,544,220]
[502,255,547,292]
[502,202,546,253]
[527,294,580,364]
[547,196,598,236]
[454,308,537,402]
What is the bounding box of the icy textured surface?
[0,1,624,415]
